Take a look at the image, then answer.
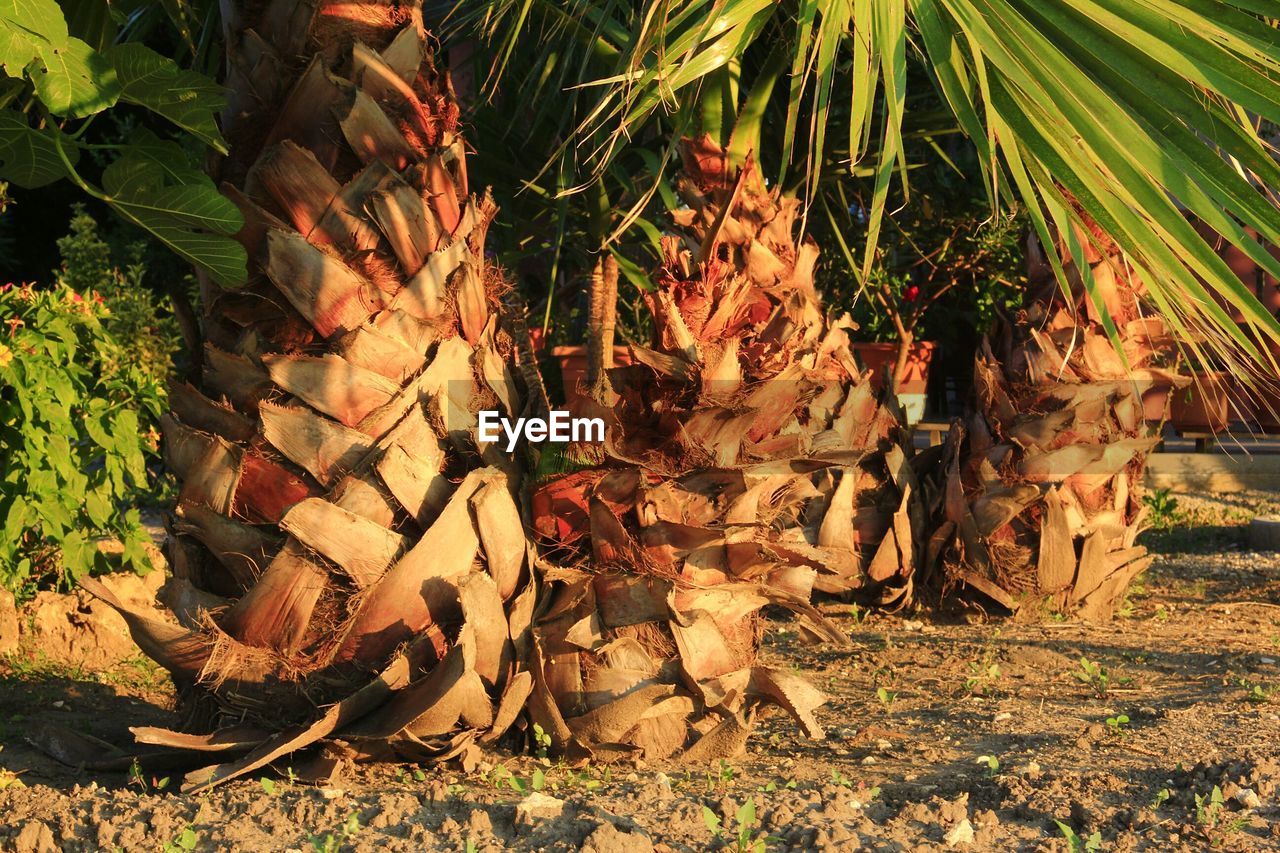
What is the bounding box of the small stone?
[466,809,492,835]
[902,620,924,631]
[944,819,975,847]
[993,712,1012,723]
[876,739,893,751]
[319,787,344,799]
[1236,788,1262,810]
[1024,762,1041,777]
[515,792,566,826]
[861,756,877,765]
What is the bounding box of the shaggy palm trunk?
[927,217,1188,619]
[527,138,922,759]
[80,4,540,790]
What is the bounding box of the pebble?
[1235,788,1263,810]
[319,788,344,800]
[861,756,877,765]
[993,712,1012,723]
[945,819,975,847]
[515,792,566,826]
[466,809,492,835]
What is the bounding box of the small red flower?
[903,285,920,303]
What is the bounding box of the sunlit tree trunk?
[930,215,1188,619]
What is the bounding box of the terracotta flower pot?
[850,341,937,423]
[552,345,633,417]
[1252,382,1280,431]
[1140,383,1175,422]
[1233,322,1280,430]
[1170,371,1231,433]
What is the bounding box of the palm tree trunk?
[81,3,542,789]
[527,136,928,757]
[929,214,1189,619]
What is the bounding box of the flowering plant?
[0,282,165,595]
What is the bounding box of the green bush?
[56,207,182,387]
[0,281,165,596]
[841,200,1029,346]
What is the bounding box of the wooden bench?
[1177,431,1217,453]
[912,420,952,447]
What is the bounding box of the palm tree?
[459,0,1280,615]
[925,213,1191,618]
[527,134,911,757]
[82,4,541,790]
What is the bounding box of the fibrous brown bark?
[526,137,930,758]
[81,2,540,790]
[924,214,1189,619]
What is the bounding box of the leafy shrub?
[842,200,1029,346]
[0,282,164,596]
[56,207,182,387]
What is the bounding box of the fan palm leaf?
[455,0,1280,378]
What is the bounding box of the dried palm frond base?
[40,8,553,790]
[916,199,1190,621]
[525,562,831,763]
[922,323,1187,620]
[540,137,924,608]
[70,462,538,791]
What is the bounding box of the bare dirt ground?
[2,490,1280,852]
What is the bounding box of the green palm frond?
[451,0,1280,379]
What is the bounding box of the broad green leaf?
[0,0,68,76]
[101,145,247,286]
[27,34,119,117]
[0,111,77,187]
[107,43,228,152]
